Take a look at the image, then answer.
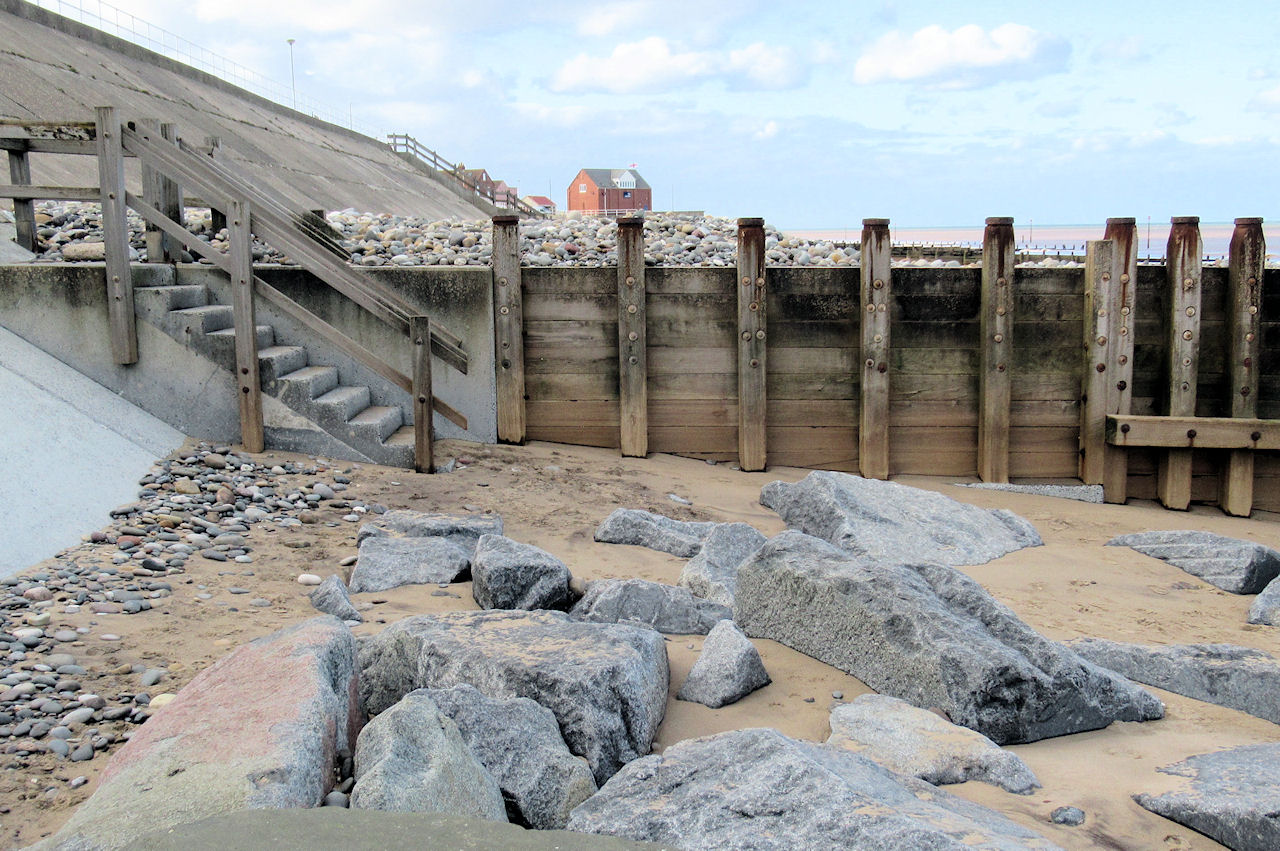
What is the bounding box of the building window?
[623,191,632,198]
[579,183,586,193]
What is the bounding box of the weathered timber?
[1159,217,1202,509]
[411,315,434,473]
[94,107,136,365]
[1102,218,1138,502]
[1107,415,1280,450]
[617,217,647,457]
[1080,239,1116,485]
[859,218,891,479]
[5,146,34,251]
[978,217,1015,482]
[227,198,263,453]
[204,136,226,234]
[737,218,767,471]
[492,215,526,443]
[1222,218,1265,515]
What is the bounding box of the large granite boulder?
[350,536,471,593]
[571,578,731,634]
[310,574,362,622]
[566,728,1060,850]
[1135,744,1280,851]
[471,534,574,611]
[1249,577,1280,626]
[827,694,1039,794]
[356,510,503,557]
[594,509,716,557]
[424,684,597,829]
[358,610,668,785]
[760,471,1042,566]
[1068,639,1280,724]
[734,531,1163,744]
[677,620,770,708]
[679,522,766,608]
[33,617,361,851]
[1107,530,1280,594]
[351,690,506,821]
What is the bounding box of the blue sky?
[85,0,1280,228]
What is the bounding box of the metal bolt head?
[756,330,765,340]
[997,363,1006,372]
[742,331,751,341]
[628,331,638,342]
[749,301,759,311]
[878,303,887,312]
[866,303,876,313]
[629,356,638,365]
[1246,332,1256,342]
[1250,305,1259,314]
[499,277,507,286]
[1119,354,1128,365]
[997,276,1007,286]
[1097,335,1107,346]
[866,358,875,368]
[627,304,637,314]
[1121,306,1131,315]
[757,276,764,286]
[993,333,1004,343]
[1101,272,1111,283]
[873,279,884,289]
[1183,330,1193,341]
[625,275,635,286]
[996,306,1006,316]
[750,358,760,367]
[1121,273,1130,284]
[1183,357,1192,367]
[1248,276,1258,285]
[873,334,883,343]
[1185,306,1195,316]
[743,277,751,285]
[499,305,509,315]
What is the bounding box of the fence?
[486,215,1280,517]
[386,134,541,217]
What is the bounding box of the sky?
[62,0,1280,229]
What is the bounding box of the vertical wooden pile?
[737,218,767,471]
[859,218,891,479]
[617,217,647,457]
[492,214,526,443]
[94,106,137,365]
[6,143,34,252]
[227,196,264,453]
[1159,216,1202,509]
[139,119,182,263]
[1222,217,1265,515]
[979,217,1014,481]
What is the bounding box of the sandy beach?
[4,438,1279,850]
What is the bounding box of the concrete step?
[349,405,403,442]
[313,385,371,422]
[135,285,208,313]
[277,365,340,401]
[206,326,275,360]
[258,346,309,384]
[386,425,415,447]
[170,304,233,334]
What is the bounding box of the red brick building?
[566,168,652,214]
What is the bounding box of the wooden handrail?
[0,185,100,200]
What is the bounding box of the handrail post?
[95,106,137,365]
[6,146,35,252]
[229,197,264,452]
[411,315,434,473]
[492,214,526,443]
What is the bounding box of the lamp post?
[286,38,297,109]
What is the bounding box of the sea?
[787,221,1280,260]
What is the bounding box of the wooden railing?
[1,109,469,473]
[386,133,543,217]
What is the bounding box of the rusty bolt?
[242,386,250,394]
[1186,306,1196,317]
[866,304,876,313]
[993,333,1004,343]
[1187,429,1197,439]
[499,305,509,315]
[628,331,638,342]
[1102,272,1111,283]
[873,334,883,343]
[499,277,507,286]
[1098,308,1107,317]
[1121,306,1131,315]
[1242,386,1252,396]
[1120,423,1130,434]
[629,356,638,365]
[501,359,510,369]
[750,358,759,368]
[1182,330,1193,341]
[877,362,888,373]
[997,363,1006,372]
[417,395,427,404]
[1247,332,1256,342]
[1097,335,1107,346]
[240,367,249,375]
[1120,327,1128,335]
[1118,355,1129,365]
[997,276,1007,286]
[741,331,751,341]
[1117,380,1127,391]
[625,275,635,286]
[873,279,884,289]
[1248,276,1258,286]
[757,276,765,286]
[743,277,751,285]
[501,340,509,349]
[1096,363,1106,373]
[997,306,1007,316]
[1252,431,1262,441]
[1184,278,1193,288]
[1249,305,1259,315]
[627,304,637,314]
[866,358,875,368]
[756,330,765,340]
[1121,273,1130,284]
[1245,357,1253,368]
[749,301,759,311]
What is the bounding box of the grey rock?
[423,684,597,829]
[734,531,1163,744]
[359,610,668,785]
[1067,639,1280,724]
[471,535,573,612]
[679,522,765,608]
[677,620,770,708]
[322,790,349,807]
[357,510,503,557]
[956,482,1103,504]
[1107,530,1280,594]
[826,694,1040,794]
[761,471,1042,566]
[350,536,470,593]
[351,690,506,821]
[1249,577,1280,625]
[567,728,1060,850]
[1135,744,1280,851]
[594,508,716,558]
[571,578,731,634]
[310,575,363,622]
[1050,807,1085,826]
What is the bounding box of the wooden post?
[617,216,647,457]
[228,198,264,453]
[1080,239,1116,485]
[859,217,891,479]
[411,315,434,474]
[492,214,525,443]
[737,217,767,471]
[6,147,35,253]
[94,106,137,365]
[1222,217,1265,516]
[1159,216,1202,510]
[140,120,182,263]
[204,136,226,235]
[1101,217,1138,502]
[158,123,182,262]
[978,216,1014,482]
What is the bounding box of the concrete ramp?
[0,326,184,576]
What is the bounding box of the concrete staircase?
[134,282,415,466]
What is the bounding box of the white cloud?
[551,37,801,94]
[1253,84,1280,112]
[853,24,1068,88]
[577,2,650,36]
[755,120,779,139]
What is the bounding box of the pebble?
[69,742,94,762]
[1050,806,1086,826]
[297,574,322,586]
[832,691,844,700]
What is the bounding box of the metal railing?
[387,133,542,217]
[27,0,382,137]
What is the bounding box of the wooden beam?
[94,106,137,365]
[228,198,264,453]
[1107,415,1280,450]
[1158,216,1202,510]
[5,149,35,252]
[139,121,182,263]
[1222,217,1265,515]
[0,185,100,201]
[1101,217,1138,503]
[204,136,226,234]
[492,214,526,443]
[978,216,1014,482]
[0,138,99,155]
[737,217,767,471]
[139,119,163,263]
[617,216,647,457]
[1079,239,1116,485]
[411,315,434,474]
[859,217,891,479]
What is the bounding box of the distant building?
[491,179,516,207]
[566,168,651,215]
[523,195,556,214]
[456,165,495,198]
